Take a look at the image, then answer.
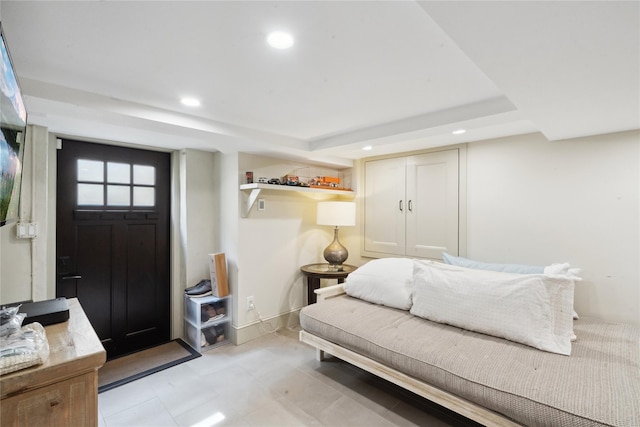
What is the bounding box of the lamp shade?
[317,202,356,227]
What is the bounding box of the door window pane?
[77,159,103,182]
[107,185,130,206]
[76,161,159,208]
[133,187,155,207]
[133,165,155,185]
[107,162,130,184]
[77,184,104,205]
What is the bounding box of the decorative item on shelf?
[245,171,253,184]
[268,178,281,185]
[257,177,268,183]
[283,174,299,186]
[310,176,351,191]
[208,253,229,297]
[317,201,356,271]
[310,176,340,188]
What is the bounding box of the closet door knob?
[408,200,413,212]
[399,200,403,212]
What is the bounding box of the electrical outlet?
[246,296,255,311]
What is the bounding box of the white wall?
[180,149,218,287]
[0,217,31,303]
[0,125,55,304]
[171,149,218,338]
[465,131,639,325]
[215,151,239,333]
[233,153,355,342]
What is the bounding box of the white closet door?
[364,157,406,255]
[406,149,459,258]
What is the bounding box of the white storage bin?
[183,294,231,352]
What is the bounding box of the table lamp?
[317,201,356,271]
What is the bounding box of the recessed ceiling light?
[181,97,200,107]
[362,145,373,151]
[266,31,294,49]
[452,129,466,135]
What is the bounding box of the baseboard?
[233,308,301,345]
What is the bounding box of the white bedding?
[342,257,578,355]
[410,260,576,355]
[343,257,413,310]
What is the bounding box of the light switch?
[257,199,265,211]
[16,222,38,239]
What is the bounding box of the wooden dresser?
[0,298,106,426]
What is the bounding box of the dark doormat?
[98,339,200,393]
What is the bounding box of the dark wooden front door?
[56,139,170,358]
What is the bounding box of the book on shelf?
[208,252,229,297]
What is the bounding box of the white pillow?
[443,253,583,279]
[344,258,413,310]
[442,253,544,274]
[443,254,581,319]
[544,262,583,279]
[410,261,575,355]
[544,263,582,320]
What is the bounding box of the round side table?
[300,263,357,304]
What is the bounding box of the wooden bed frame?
[299,284,522,427]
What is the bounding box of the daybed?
[299,259,640,427]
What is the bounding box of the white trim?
[234,308,301,345]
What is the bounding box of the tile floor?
[98,328,479,427]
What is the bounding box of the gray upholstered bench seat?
[299,293,639,427]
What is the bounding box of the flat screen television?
[0,23,27,227]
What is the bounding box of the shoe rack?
[183,294,232,352]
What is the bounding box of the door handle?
[408,200,413,212]
[60,274,82,280]
[399,200,403,212]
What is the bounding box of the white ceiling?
[1,1,638,167]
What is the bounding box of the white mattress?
[300,295,640,427]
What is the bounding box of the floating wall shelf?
[239,183,355,217]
